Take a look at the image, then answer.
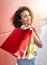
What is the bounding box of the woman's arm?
[33,28,42,48]
[25,24,42,48]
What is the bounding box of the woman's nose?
[27,15,31,19]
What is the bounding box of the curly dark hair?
[12,6,33,28]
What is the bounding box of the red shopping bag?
[0,28,32,58]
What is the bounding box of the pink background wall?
[0,0,42,65]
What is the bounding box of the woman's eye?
[24,15,27,17]
[24,15,30,18]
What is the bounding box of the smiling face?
[20,10,32,26]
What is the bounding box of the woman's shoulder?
[21,25,28,30]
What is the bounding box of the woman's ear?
[20,19,22,22]
[20,19,23,24]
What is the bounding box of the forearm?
[34,32,42,48]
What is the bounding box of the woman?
[12,6,42,65]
